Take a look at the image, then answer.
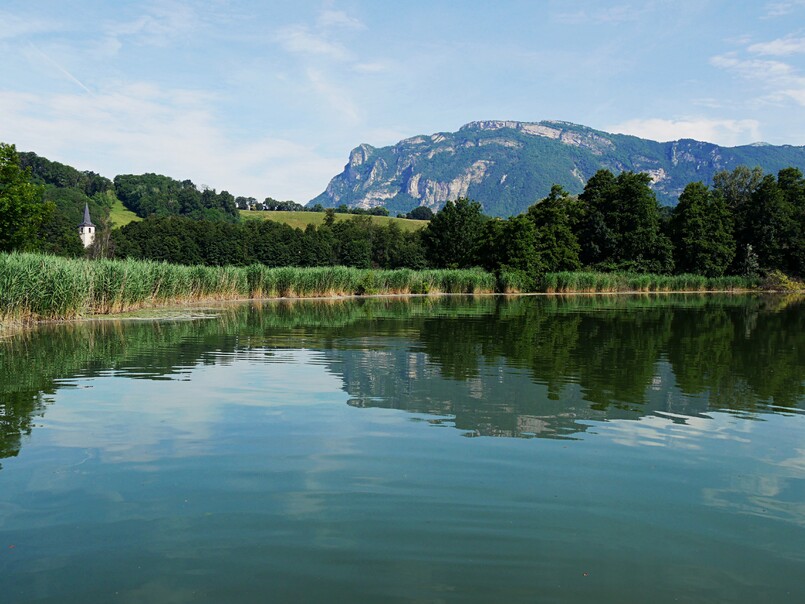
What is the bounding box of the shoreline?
[2,288,787,332]
[4,251,796,328]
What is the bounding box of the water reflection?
[1,294,804,466]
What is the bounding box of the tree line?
[2,141,804,279]
[110,165,804,282]
[112,212,427,268]
[423,166,804,284]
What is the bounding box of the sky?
[1,0,805,204]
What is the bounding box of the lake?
[1,294,804,602]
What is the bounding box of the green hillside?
[239,210,427,232]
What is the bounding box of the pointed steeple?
[80,203,94,227]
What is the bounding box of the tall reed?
[0,252,761,324]
[0,253,497,323]
[540,271,758,293]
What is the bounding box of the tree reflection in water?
[1,294,804,465]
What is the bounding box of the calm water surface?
[1,295,804,603]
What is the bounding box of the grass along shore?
[1,252,761,323]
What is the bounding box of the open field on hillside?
[109,197,141,227]
[239,210,427,231]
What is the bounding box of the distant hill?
[310,120,805,217]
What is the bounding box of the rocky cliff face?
[310,120,805,217]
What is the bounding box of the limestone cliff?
[310,120,805,217]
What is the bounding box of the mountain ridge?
[310,120,805,217]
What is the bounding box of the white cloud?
[0,84,341,203]
[275,7,366,62]
[711,52,805,107]
[305,68,361,124]
[711,54,796,78]
[0,12,60,40]
[554,5,644,25]
[607,117,762,146]
[317,9,365,30]
[748,35,805,55]
[352,61,390,74]
[764,1,805,17]
[102,0,203,52]
[275,25,352,61]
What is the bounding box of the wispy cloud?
[554,4,645,25]
[764,1,805,17]
[711,54,797,79]
[275,7,366,62]
[305,68,361,124]
[0,84,340,203]
[273,7,387,127]
[275,25,352,61]
[352,61,390,74]
[607,117,762,145]
[748,35,805,55]
[102,0,203,52]
[711,52,805,106]
[0,11,60,40]
[317,9,365,30]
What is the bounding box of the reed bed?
[0,253,497,323]
[540,271,759,293]
[0,253,761,323]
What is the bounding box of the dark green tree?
[713,166,764,210]
[406,206,434,221]
[576,169,618,267]
[497,215,544,289]
[670,182,735,276]
[422,198,486,268]
[0,143,48,252]
[527,185,581,272]
[734,175,797,272]
[611,171,673,273]
[776,167,805,275]
[576,170,672,273]
[332,216,373,268]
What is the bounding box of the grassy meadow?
[239,210,427,231]
[108,197,142,227]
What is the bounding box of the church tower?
[78,203,95,248]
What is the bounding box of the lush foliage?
[14,149,116,255]
[670,182,735,276]
[0,144,49,253]
[114,173,240,222]
[422,198,486,268]
[112,214,429,269]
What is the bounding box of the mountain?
[310,120,805,217]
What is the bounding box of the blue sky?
[1,0,804,203]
